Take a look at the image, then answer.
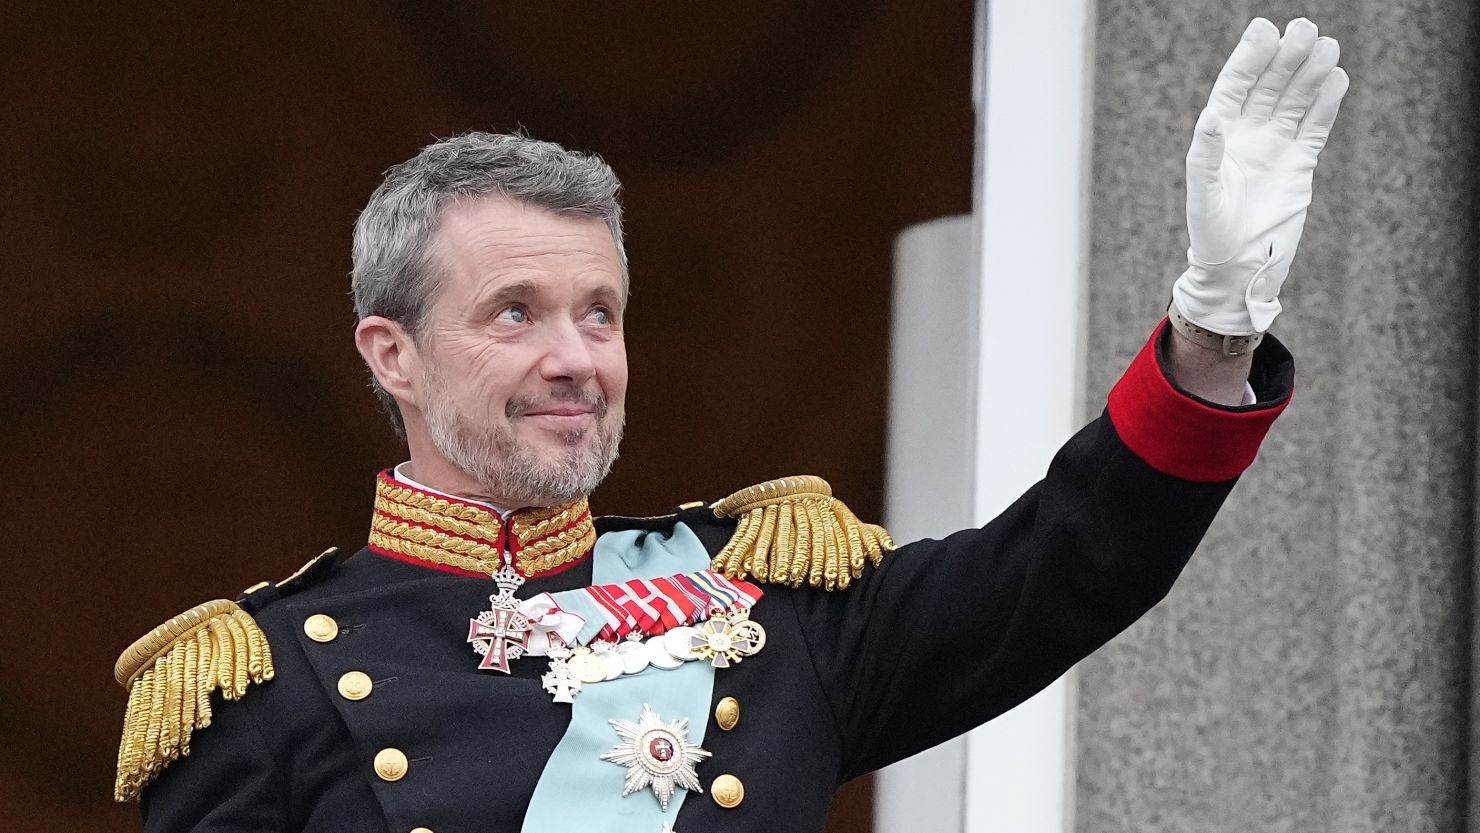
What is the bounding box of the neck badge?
[467,562,530,674]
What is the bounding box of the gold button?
[715,696,740,731]
[374,748,409,782]
[410,828,434,833]
[337,670,373,701]
[711,773,744,808]
[304,614,339,643]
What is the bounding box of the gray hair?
[350,131,627,438]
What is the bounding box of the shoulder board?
[594,512,680,534]
[708,475,896,591]
[236,546,344,614]
[111,547,340,802]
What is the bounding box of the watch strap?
[1167,303,1264,357]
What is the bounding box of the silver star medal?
[467,561,531,673]
[601,705,712,809]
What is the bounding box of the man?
[112,18,1345,832]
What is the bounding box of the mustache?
[505,385,608,419]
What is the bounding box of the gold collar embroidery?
[368,471,596,577]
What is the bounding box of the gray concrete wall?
[1077,2,1480,831]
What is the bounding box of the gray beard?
[422,372,623,508]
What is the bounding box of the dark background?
[1,4,973,831]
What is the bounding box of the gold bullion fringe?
[113,600,274,802]
[710,476,897,590]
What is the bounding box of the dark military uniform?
[115,324,1294,832]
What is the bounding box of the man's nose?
[537,319,597,383]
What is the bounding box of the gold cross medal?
[688,608,766,668]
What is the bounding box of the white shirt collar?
[391,462,511,518]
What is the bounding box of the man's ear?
[355,316,422,410]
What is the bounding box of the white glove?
[1172,17,1349,336]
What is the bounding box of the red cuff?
[1107,320,1290,483]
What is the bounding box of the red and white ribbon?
[517,569,763,652]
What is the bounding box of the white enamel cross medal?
[541,643,582,703]
[467,562,530,674]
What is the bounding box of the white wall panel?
[877,0,1093,828]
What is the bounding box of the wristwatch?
[1167,303,1264,357]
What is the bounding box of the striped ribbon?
[518,570,762,651]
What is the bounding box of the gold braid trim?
[371,472,594,576]
[377,480,501,525]
[370,528,506,575]
[512,500,589,547]
[710,475,896,590]
[371,515,503,568]
[517,513,596,575]
[376,494,504,543]
[113,600,274,802]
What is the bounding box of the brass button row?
[303,616,375,702]
[305,616,412,806]
[711,695,744,806]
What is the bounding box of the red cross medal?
[467,563,530,673]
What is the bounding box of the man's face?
[414,195,628,507]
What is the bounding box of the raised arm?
[1168,17,1348,404]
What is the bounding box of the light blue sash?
[521,523,715,833]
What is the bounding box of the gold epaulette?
[113,599,274,802]
[709,475,896,590]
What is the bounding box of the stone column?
[1076,2,1480,831]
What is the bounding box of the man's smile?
[522,409,596,430]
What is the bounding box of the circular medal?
[601,650,626,681]
[664,627,701,661]
[569,650,609,684]
[645,636,683,669]
[732,618,767,656]
[617,640,651,675]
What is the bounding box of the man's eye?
[496,305,530,324]
[590,307,612,326]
